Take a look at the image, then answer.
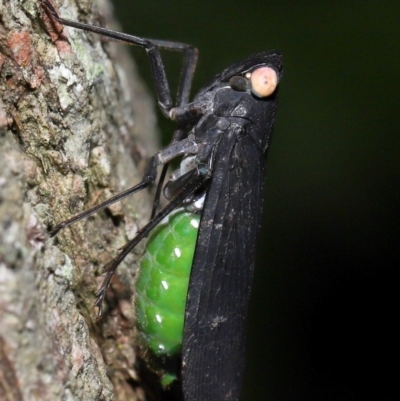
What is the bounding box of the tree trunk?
[0,1,159,400]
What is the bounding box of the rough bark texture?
[0,1,159,400]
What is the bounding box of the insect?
[41,1,283,400]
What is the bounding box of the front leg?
[40,0,198,115]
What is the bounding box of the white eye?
[250,66,278,98]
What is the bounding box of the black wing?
[182,126,267,401]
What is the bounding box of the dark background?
[111,1,399,400]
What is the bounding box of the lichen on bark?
[0,1,159,400]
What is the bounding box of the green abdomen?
[135,209,200,357]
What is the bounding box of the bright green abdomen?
[135,209,200,357]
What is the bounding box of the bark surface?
[0,1,159,400]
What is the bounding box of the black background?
[111,1,399,400]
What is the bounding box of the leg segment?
[95,163,211,316]
[50,137,198,236]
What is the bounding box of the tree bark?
[0,1,159,400]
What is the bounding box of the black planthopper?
[41,1,283,400]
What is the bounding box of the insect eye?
[229,76,250,92]
[249,66,278,98]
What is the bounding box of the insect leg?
[150,163,169,219]
[151,126,189,218]
[95,163,211,316]
[147,33,198,216]
[50,137,198,236]
[40,0,198,117]
[149,40,198,216]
